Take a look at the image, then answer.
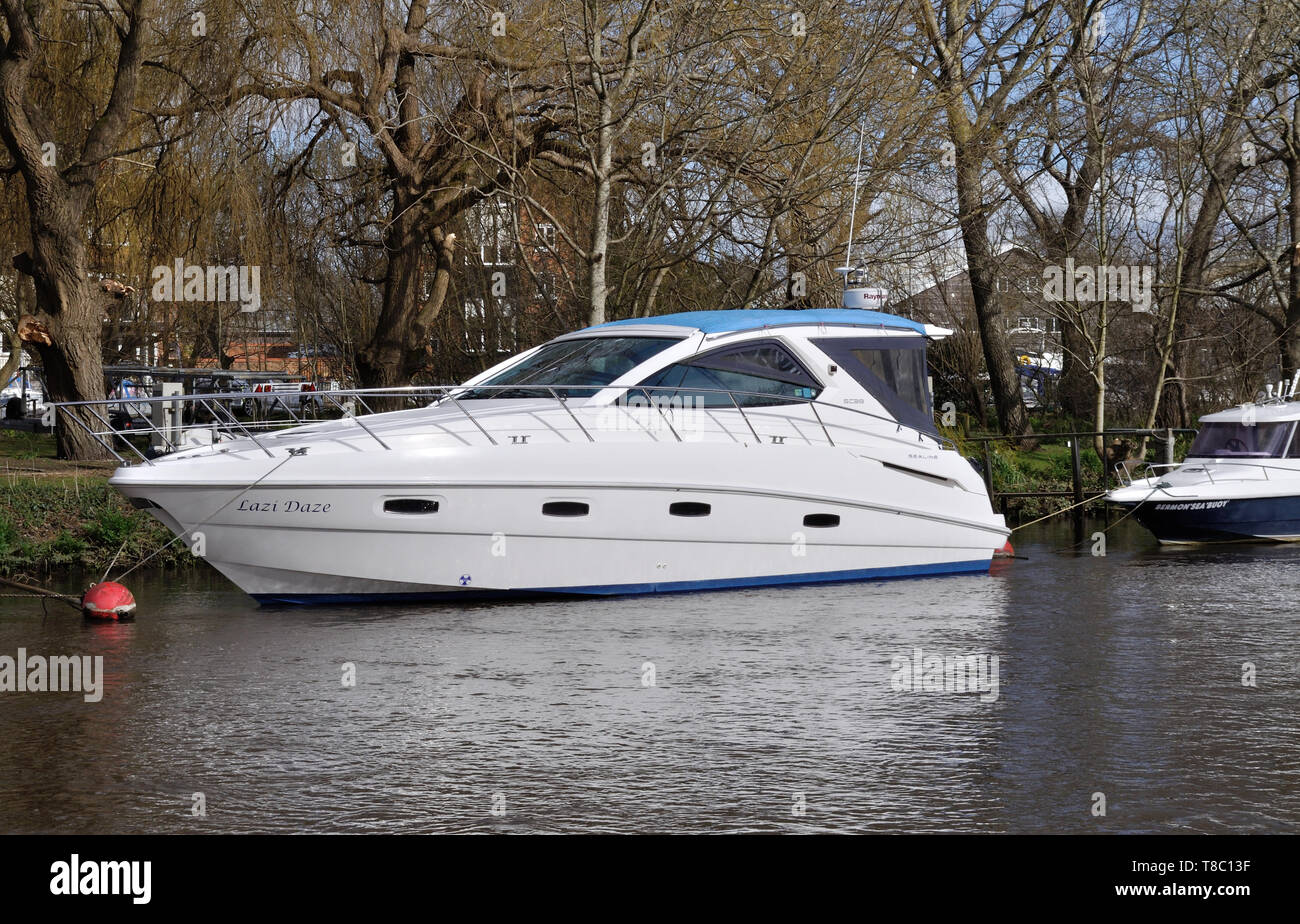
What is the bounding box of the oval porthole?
[669,501,712,517]
[543,501,589,517]
[384,498,440,514]
[803,513,840,528]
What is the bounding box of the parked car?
[108,379,152,424]
[2,373,49,420]
[287,345,340,359]
[250,381,321,414]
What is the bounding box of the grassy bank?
[0,429,195,580]
[948,428,1191,522]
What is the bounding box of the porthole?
[803,513,840,528]
[383,498,440,514]
[669,502,712,517]
[543,501,590,517]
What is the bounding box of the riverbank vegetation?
[0,430,191,579]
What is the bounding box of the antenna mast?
[836,120,888,310]
[844,118,867,270]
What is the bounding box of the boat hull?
[109,410,1008,606]
[1116,495,1300,543]
[126,481,1002,604]
[240,557,991,605]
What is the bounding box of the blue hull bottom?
[250,558,992,606]
[1125,496,1300,543]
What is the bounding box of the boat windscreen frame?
[810,335,937,436]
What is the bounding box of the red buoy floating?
[81,581,136,620]
[993,540,1015,559]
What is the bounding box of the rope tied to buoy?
[0,575,136,619]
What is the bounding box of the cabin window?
[1187,422,1292,459]
[463,336,681,399]
[812,336,935,434]
[636,341,821,407]
[1288,424,1300,458]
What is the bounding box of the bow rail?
[51,384,954,466]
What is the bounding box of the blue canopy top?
[584,309,926,335]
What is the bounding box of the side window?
[811,336,936,435]
[849,347,929,417]
[638,342,821,407]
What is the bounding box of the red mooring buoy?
[81,581,136,620]
[993,540,1015,559]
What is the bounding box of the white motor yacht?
[1107,378,1300,543]
[63,307,1010,604]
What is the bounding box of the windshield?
[1187,421,1294,458]
[461,336,681,399]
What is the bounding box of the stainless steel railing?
[1113,458,1298,488]
[52,384,954,465]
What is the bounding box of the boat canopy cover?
[586,309,926,336]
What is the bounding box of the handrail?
[52,382,955,463]
[1115,458,1297,489]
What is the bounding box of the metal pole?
[1164,427,1174,465]
[1070,437,1085,533]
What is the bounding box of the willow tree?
[0,0,160,458]
[233,1,587,389]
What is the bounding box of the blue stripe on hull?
[251,558,992,606]
[1128,495,1300,543]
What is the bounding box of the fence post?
[1164,427,1175,465]
[1070,437,1085,533]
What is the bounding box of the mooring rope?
[110,451,300,583]
[101,537,130,584]
[1009,478,1167,554]
[1010,492,1109,532]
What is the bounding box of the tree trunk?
[588,94,613,327]
[12,231,111,460]
[0,285,21,390]
[1160,166,1237,430]
[1092,304,1108,459]
[1284,150,1300,379]
[355,209,456,399]
[953,149,1030,436]
[356,199,427,391]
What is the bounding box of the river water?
[1,518,1296,834]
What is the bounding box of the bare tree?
[910,0,1077,437]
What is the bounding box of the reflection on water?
[1,519,1297,833]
